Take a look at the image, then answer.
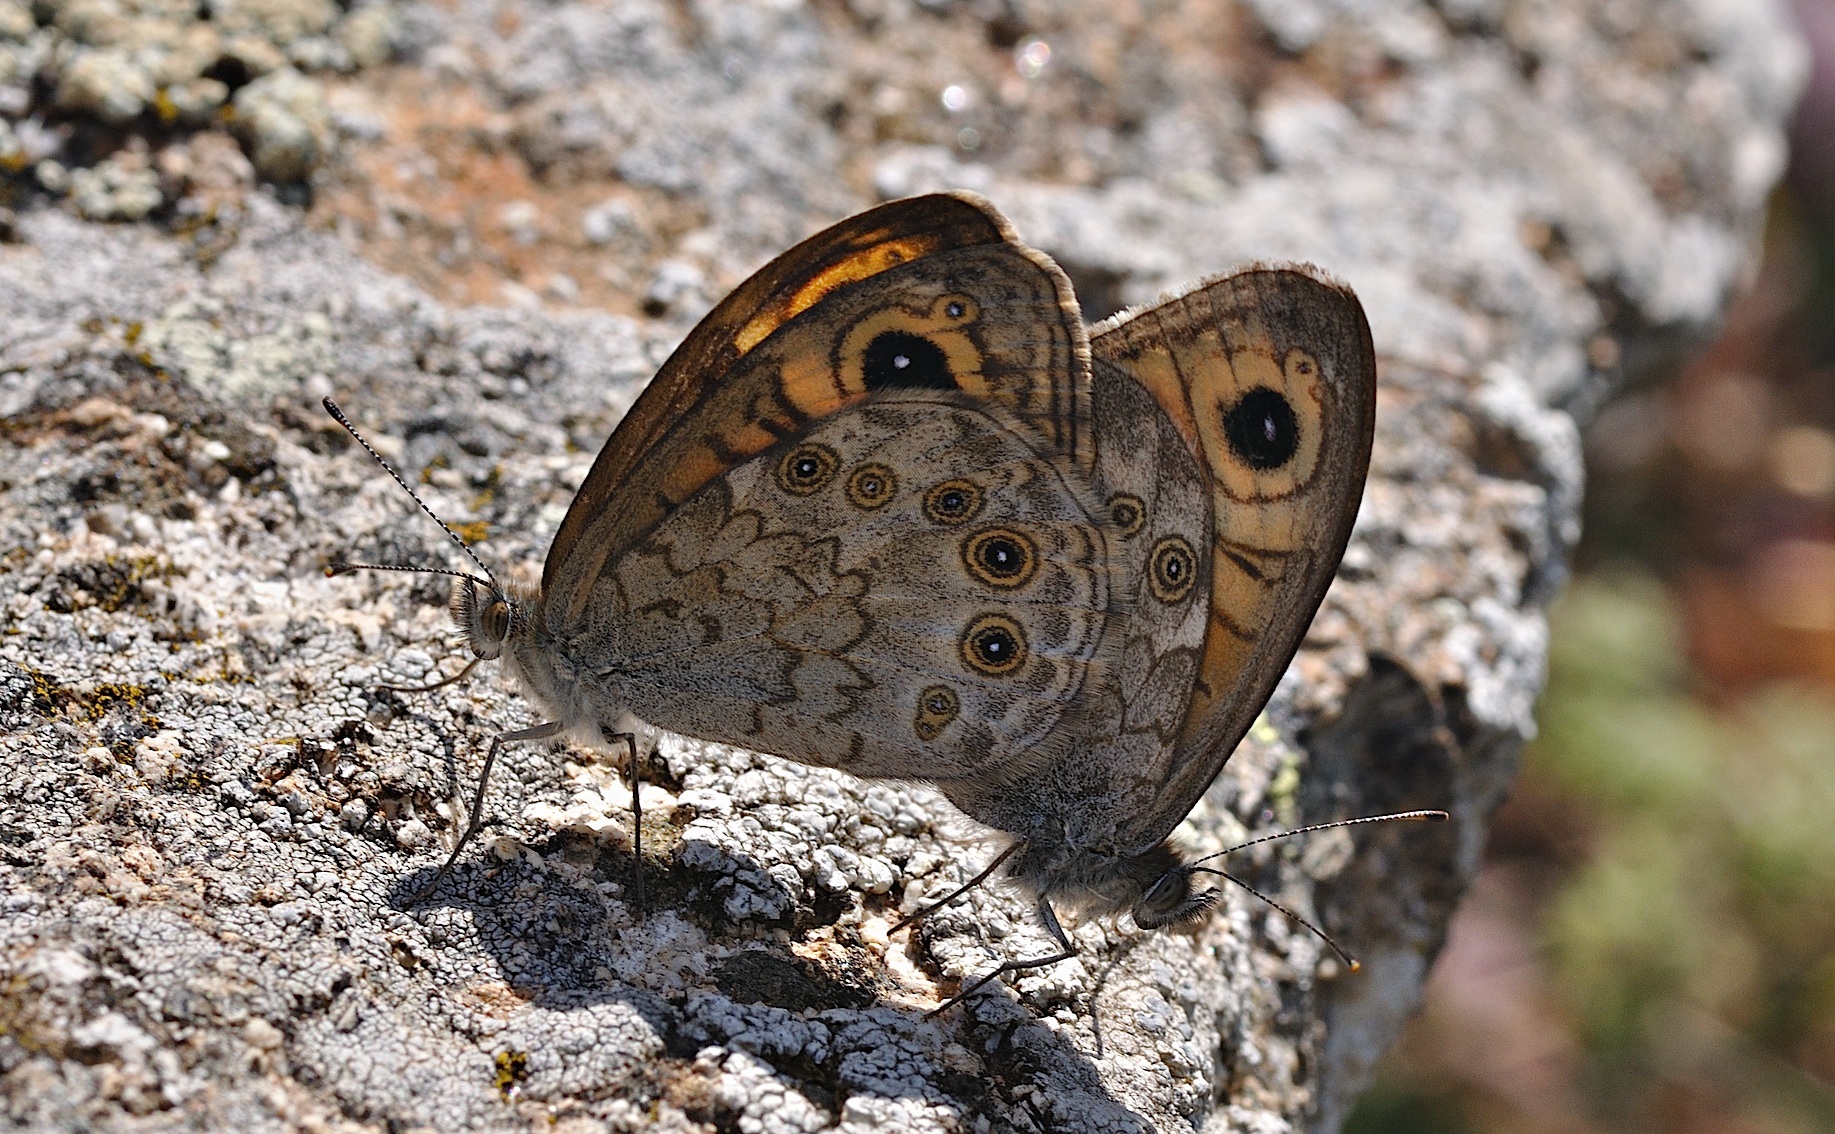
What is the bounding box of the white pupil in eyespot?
[893,354,910,368]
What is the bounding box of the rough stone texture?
[0,0,1805,1131]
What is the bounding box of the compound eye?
[482,599,511,643]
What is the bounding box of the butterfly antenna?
[1183,809,1448,973]
[1189,865,1361,972]
[322,397,498,587]
[1187,809,1448,869]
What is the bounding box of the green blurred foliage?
[1350,574,1835,1134]
[1539,576,1835,1087]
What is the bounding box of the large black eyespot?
[863,330,954,391]
[913,684,960,741]
[1223,387,1300,470]
[776,442,839,496]
[845,463,897,510]
[962,527,1038,589]
[1108,493,1146,539]
[923,479,984,524]
[960,613,1027,676]
[1148,535,1198,603]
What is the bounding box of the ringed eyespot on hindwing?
[959,612,1028,676]
[1148,535,1198,603]
[1108,493,1147,539]
[961,527,1038,589]
[913,684,960,741]
[776,442,841,496]
[923,479,985,525]
[845,463,898,510]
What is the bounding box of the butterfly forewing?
[544,193,1093,628]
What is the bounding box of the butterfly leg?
[927,897,1077,1018]
[409,719,564,905]
[891,841,1022,933]
[606,731,645,921]
[378,656,480,694]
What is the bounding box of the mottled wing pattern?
[1090,268,1377,849]
[544,193,1091,629]
[585,392,1120,783]
[1078,357,1215,766]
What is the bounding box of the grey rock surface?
[0,0,1804,1131]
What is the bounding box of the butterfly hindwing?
[591,391,1120,783]
[1090,267,1377,849]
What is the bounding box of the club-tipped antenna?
[1188,809,1448,869]
[322,397,497,587]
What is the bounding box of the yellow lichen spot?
[153,88,179,124]
[493,1050,530,1100]
[451,520,489,544]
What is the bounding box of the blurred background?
[1348,2,1835,1132]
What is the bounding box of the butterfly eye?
[844,463,898,510]
[923,479,984,524]
[1222,387,1300,470]
[913,684,960,740]
[960,613,1027,676]
[1108,493,1147,539]
[482,598,511,642]
[776,442,840,496]
[1148,535,1198,603]
[962,527,1037,589]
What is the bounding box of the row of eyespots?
[1107,492,1199,605]
[774,443,990,528]
[912,613,1027,743]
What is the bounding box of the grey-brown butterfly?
[331,193,1442,1009]
[329,193,1127,908]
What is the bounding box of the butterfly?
[330,191,1437,1009]
[331,194,1123,909]
[914,261,1407,1005]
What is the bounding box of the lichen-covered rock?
[0,0,398,197]
[67,149,161,219]
[230,65,332,182]
[0,0,1806,1131]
